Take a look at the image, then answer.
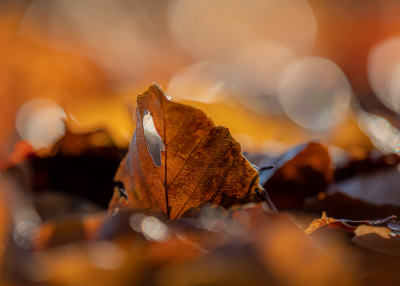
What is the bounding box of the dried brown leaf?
[304,212,395,234]
[351,225,400,256]
[112,85,262,219]
[304,212,356,234]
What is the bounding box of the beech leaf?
[304,212,357,234]
[304,212,396,234]
[112,85,263,219]
[351,225,400,256]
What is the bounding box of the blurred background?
[3,0,400,160]
[3,1,400,285]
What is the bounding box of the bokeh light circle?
[15,98,67,149]
[368,37,400,112]
[13,220,40,249]
[141,216,170,243]
[129,213,146,232]
[200,205,227,232]
[278,57,352,130]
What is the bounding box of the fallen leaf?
[250,210,355,286]
[351,225,400,256]
[306,218,400,286]
[304,212,356,234]
[112,85,264,219]
[388,221,400,232]
[331,159,400,207]
[304,212,395,234]
[257,142,333,209]
[337,216,396,226]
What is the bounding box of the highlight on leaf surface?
[305,212,396,234]
[351,225,400,256]
[111,84,265,219]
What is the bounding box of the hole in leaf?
[115,181,127,200]
[143,110,165,167]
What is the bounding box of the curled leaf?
[304,212,396,234]
[337,215,396,226]
[388,221,400,232]
[112,85,264,219]
[351,225,400,256]
[304,212,356,234]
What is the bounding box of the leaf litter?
[3,84,400,285]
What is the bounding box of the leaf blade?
[112,84,262,218]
